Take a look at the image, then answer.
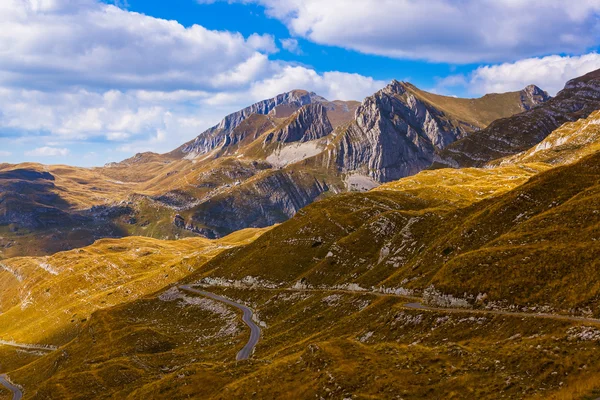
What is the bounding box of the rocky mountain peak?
[380,80,410,96]
[178,90,331,158]
[265,103,333,145]
[520,84,551,110]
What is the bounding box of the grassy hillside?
[406,82,548,129]
[11,284,600,399]
[6,130,600,398]
[0,228,267,348]
[492,110,600,167]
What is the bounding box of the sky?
[2,0,600,166]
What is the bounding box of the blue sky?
[116,0,469,90]
[2,0,600,166]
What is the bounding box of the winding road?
[179,285,261,360]
[404,302,600,324]
[0,374,22,400]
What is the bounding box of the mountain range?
[4,69,600,399]
[0,82,551,258]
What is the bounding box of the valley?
[2,67,600,399]
[0,83,550,259]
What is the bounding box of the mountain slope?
[436,69,600,167]
[0,228,267,347]
[9,146,600,400]
[0,83,549,256]
[491,109,600,167]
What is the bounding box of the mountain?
[9,128,600,399]
[435,69,600,168]
[0,83,549,257]
[331,81,549,183]
[491,109,600,167]
[173,90,354,158]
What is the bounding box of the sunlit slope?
[182,150,600,313]
[429,152,600,312]
[375,163,550,207]
[13,285,600,399]
[492,110,600,167]
[0,228,267,345]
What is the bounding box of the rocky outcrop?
[173,214,217,239]
[190,169,330,237]
[265,103,333,145]
[436,69,600,167]
[333,81,477,182]
[520,85,551,111]
[179,90,327,157]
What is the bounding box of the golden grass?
[406,82,534,128]
[12,287,600,399]
[0,228,268,346]
[375,162,551,207]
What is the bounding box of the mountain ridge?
[0,80,552,256]
[435,69,600,168]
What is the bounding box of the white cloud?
[280,38,301,54]
[248,66,385,102]
[239,0,600,63]
[25,147,70,157]
[0,0,277,91]
[469,53,600,96]
[0,0,385,165]
[0,151,12,157]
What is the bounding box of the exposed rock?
[520,85,551,110]
[190,169,330,237]
[333,81,477,182]
[179,90,327,157]
[436,69,600,167]
[173,214,185,229]
[265,103,333,145]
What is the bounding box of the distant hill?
[9,102,600,400]
[435,69,600,168]
[0,82,549,256]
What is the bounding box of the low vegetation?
[0,228,267,349]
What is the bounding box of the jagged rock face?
[265,103,333,145]
[520,85,551,110]
[334,81,476,182]
[190,169,329,237]
[180,90,327,157]
[436,69,600,168]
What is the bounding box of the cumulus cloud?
[25,147,70,157]
[0,151,12,157]
[470,53,600,96]
[236,0,600,63]
[0,0,278,92]
[0,0,385,165]
[434,53,600,97]
[280,38,302,54]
